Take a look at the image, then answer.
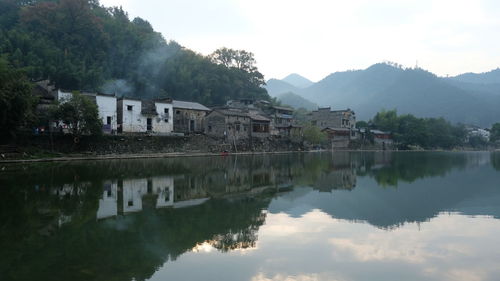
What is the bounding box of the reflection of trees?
[492,152,500,171]
[357,152,467,187]
[0,182,270,281]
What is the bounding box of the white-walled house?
[155,100,174,134]
[56,89,73,102]
[83,93,117,134]
[117,97,145,133]
[56,90,118,134]
[117,97,173,134]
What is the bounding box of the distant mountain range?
[265,63,500,126]
[281,73,314,88]
[277,92,318,111]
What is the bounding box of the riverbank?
[2,134,496,164]
[0,134,307,163]
[0,150,315,164]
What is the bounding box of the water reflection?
[0,152,499,281]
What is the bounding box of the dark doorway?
[147,118,153,131]
[189,119,195,132]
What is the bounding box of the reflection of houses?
[314,170,357,192]
[172,100,210,134]
[120,177,175,213]
[314,154,357,191]
[96,176,175,218]
[97,181,118,219]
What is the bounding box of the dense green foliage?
[370,109,467,149]
[303,124,327,145]
[490,123,500,142]
[53,92,102,136]
[0,57,34,138]
[0,0,269,104]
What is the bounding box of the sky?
[100,0,500,82]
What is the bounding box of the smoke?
[100,79,133,97]
[135,42,181,98]
[101,39,182,99]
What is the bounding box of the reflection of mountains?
[270,152,500,229]
[1,152,499,281]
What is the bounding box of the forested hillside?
[0,0,269,105]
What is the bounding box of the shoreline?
[1,149,496,164]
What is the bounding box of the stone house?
[309,107,356,138]
[204,108,271,140]
[322,127,352,149]
[248,111,271,138]
[309,107,356,130]
[117,98,173,134]
[205,108,252,140]
[172,100,210,134]
[226,99,298,137]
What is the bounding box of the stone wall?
[8,133,304,157]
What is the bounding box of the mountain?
[281,73,314,88]
[285,63,500,126]
[265,79,300,97]
[277,92,317,111]
[450,68,500,84]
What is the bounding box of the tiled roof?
[172,100,210,111]
[141,100,158,115]
[248,112,270,122]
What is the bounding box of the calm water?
[1,152,500,281]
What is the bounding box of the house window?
[106,116,111,125]
[208,125,212,132]
[164,108,169,114]
[176,110,180,114]
[127,105,133,111]
[236,124,240,131]
[165,119,169,123]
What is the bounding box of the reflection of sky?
[148,155,500,281]
[149,210,500,281]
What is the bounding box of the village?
[31,80,393,153]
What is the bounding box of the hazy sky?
[100,0,500,81]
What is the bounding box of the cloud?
[99,0,500,87]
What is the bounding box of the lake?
[1,151,500,281]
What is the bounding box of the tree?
[371,109,398,132]
[210,48,257,72]
[0,57,34,139]
[53,92,102,137]
[303,125,327,146]
[356,120,369,128]
[491,123,500,142]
